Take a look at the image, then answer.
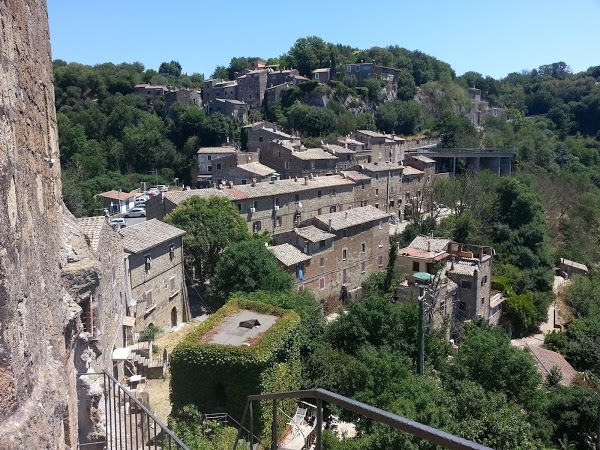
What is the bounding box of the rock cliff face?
[0,1,77,447]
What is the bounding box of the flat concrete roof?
[202,309,279,347]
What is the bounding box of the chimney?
[328,219,332,232]
[427,240,431,252]
[294,176,298,182]
[251,178,256,187]
[304,176,308,185]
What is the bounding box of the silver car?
[123,207,146,218]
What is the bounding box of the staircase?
[127,340,167,379]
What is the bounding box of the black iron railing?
[78,371,189,450]
[233,389,493,450]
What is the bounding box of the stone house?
[206,98,249,122]
[133,83,168,100]
[236,68,269,109]
[227,175,356,235]
[342,170,372,207]
[164,88,202,111]
[353,129,404,163]
[260,139,339,178]
[270,206,390,307]
[395,236,497,338]
[322,143,356,170]
[344,63,399,86]
[119,220,187,332]
[559,258,589,279]
[355,161,404,213]
[400,165,426,219]
[267,68,301,87]
[196,146,237,187]
[265,81,294,110]
[144,188,233,221]
[212,158,278,186]
[201,78,238,105]
[242,121,300,152]
[312,68,331,84]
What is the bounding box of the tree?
[207,239,293,306]
[164,196,249,282]
[286,36,332,77]
[158,60,182,77]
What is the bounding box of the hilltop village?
[2,7,600,449]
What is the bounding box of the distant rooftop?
[292,148,338,161]
[97,190,137,201]
[295,226,336,243]
[402,166,424,176]
[408,236,452,254]
[119,219,185,254]
[314,205,388,231]
[163,189,232,205]
[197,146,237,155]
[359,162,404,173]
[237,161,277,177]
[269,243,312,267]
[202,309,279,347]
[322,144,355,155]
[341,171,371,182]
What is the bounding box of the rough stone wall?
[0,1,77,448]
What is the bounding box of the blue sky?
[46,0,599,79]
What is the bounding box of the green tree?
[164,196,249,282]
[207,239,293,306]
[285,36,332,77]
[159,60,182,77]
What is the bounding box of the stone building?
[312,68,331,84]
[353,129,404,163]
[164,88,202,111]
[241,121,300,152]
[201,78,238,105]
[144,188,232,221]
[355,161,404,213]
[260,140,339,178]
[265,81,295,110]
[322,143,357,170]
[236,68,269,109]
[206,98,249,122]
[97,189,138,215]
[119,220,188,332]
[196,146,237,187]
[133,83,168,100]
[227,175,356,235]
[270,206,390,307]
[344,63,400,86]
[212,156,278,186]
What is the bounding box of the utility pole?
[414,272,433,376]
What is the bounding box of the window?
[285,161,290,169]
[361,223,366,232]
[295,194,300,203]
[237,203,242,212]
[145,290,154,310]
[169,243,175,260]
[317,190,322,198]
[375,188,379,196]
[375,174,380,180]
[216,163,222,170]
[440,298,447,313]
[319,278,325,289]
[253,200,258,209]
[342,249,347,260]
[361,242,366,253]
[319,240,326,249]
[481,297,485,305]
[361,183,365,190]
[360,201,364,207]
[361,262,366,273]
[314,72,319,80]
[481,275,488,285]
[252,221,261,233]
[259,136,264,142]
[460,280,472,289]
[275,216,282,227]
[412,261,420,271]
[319,257,325,267]
[330,205,337,213]
[274,197,280,207]
[294,212,301,225]
[81,295,95,334]
[208,165,212,172]
[169,276,177,293]
[241,179,247,185]
[207,155,212,161]
[144,255,152,271]
[375,203,379,209]
[378,255,383,267]
[342,229,347,238]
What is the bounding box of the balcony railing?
[78,370,189,450]
[233,389,492,450]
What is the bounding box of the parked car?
[156,184,168,192]
[134,195,149,207]
[145,187,160,197]
[123,207,146,218]
[109,218,127,228]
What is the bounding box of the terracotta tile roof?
[197,146,237,154]
[408,236,452,253]
[119,219,185,254]
[341,171,371,182]
[237,161,277,177]
[295,226,336,243]
[78,216,107,253]
[269,244,311,267]
[527,345,578,386]
[314,206,388,231]
[223,175,354,199]
[97,190,137,201]
[163,189,232,205]
[402,166,425,176]
[292,148,338,161]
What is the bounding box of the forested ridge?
[54,37,600,449]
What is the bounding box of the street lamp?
[414,272,433,376]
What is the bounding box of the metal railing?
[80,371,189,450]
[233,389,493,450]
